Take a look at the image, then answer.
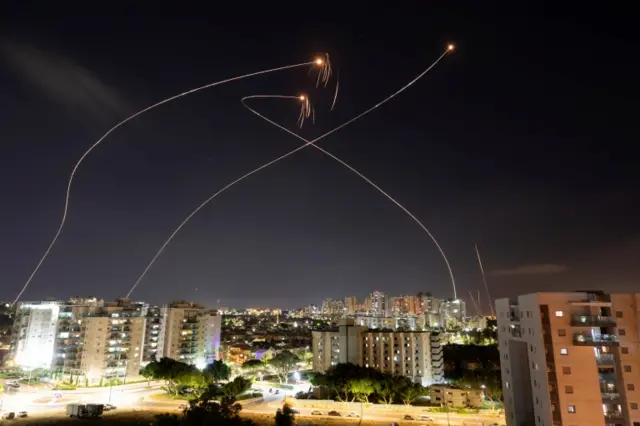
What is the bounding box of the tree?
[222,376,252,398]
[141,357,200,395]
[399,383,426,405]
[268,351,300,383]
[204,360,231,384]
[241,359,264,375]
[275,404,296,426]
[347,378,374,402]
[373,375,396,404]
[174,396,256,426]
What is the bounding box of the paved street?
[0,382,504,426]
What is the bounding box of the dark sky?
[0,4,638,310]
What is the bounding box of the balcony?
[571,315,616,327]
[596,354,616,365]
[573,333,618,346]
[604,411,624,420]
[601,392,620,401]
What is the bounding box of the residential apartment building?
[390,295,418,316]
[11,298,220,382]
[439,298,466,329]
[312,319,443,386]
[367,291,389,317]
[496,291,640,426]
[12,300,64,370]
[160,301,221,368]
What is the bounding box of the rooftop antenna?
[474,243,495,316]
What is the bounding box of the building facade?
[12,300,63,370]
[429,384,483,408]
[312,319,443,386]
[160,301,221,368]
[497,291,640,426]
[10,298,220,382]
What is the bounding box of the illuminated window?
[560,348,568,355]
[555,311,564,317]
[568,405,576,413]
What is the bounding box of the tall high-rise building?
[160,301,221,368]
[390,295,418,316]
[344,296,359,316]
[10,297,220,382]
[321,299,345,317]
[440,298,466,328]
[417,292,441,316]
[496,291,640,426]
[11,298,157,383]
[368,291,388,317]
[12,300,63,370]
[312,319,443,386]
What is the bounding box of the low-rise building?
[429,384,483,408]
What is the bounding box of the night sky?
[0,5,637,310]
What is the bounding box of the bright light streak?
[12,58,321,306]
[126,47,456,299]
[240,93,457,298]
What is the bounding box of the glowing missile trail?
[475,243,494,316]
[12,58,329,306]
[126,46,454,299]
[240,94,457,299]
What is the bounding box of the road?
[0,382,504,426]
[0,381,162,414]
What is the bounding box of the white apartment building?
[497,291,640,426]
[312,319,443,386]
[12,301,62,370]
[11,298,220,381]
[160,301,221,368]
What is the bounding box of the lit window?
[555,311,564,317]
[560,348,568,355]
[568,405,576,413]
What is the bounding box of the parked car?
[311,410,322,415]
[403,415,415,420]
[1,412,16,420]
[418,414,434,421]
[328,411,341,416]
[347,411,361,417]
[17,412,28,418]
[104,404,117,411]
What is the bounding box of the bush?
[237,392,263,401]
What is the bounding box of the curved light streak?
[126,47,453,298]
[241,94,457,299]
[13,60,320,306]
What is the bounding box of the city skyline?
[1,7,638,308]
